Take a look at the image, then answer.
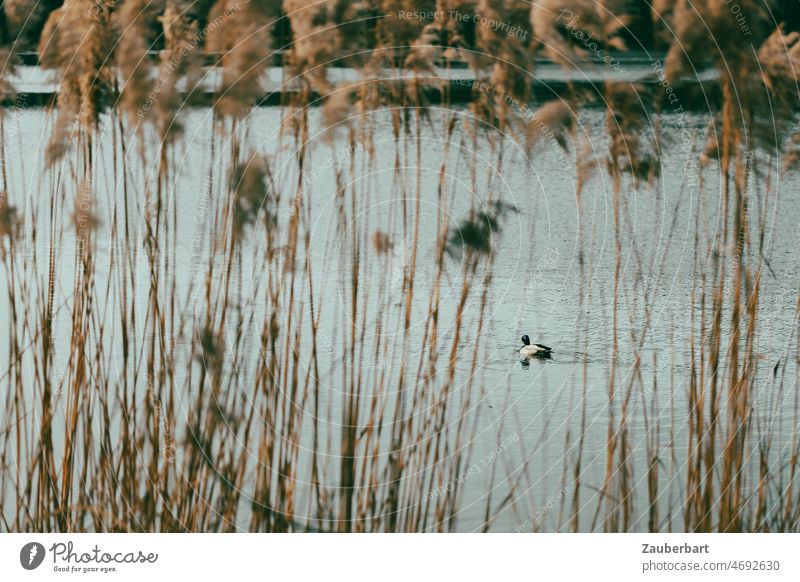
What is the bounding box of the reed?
[0,0,798,533]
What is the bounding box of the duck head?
[521,335,530,346]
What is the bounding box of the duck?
[519,335,552,358]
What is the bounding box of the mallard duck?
[519,335,551,358]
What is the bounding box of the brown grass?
[0,0,798,533]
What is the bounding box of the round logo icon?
[20,542,46,570]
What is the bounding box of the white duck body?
[520,344,550,357]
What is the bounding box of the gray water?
[1,104,799,531]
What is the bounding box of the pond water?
[1,104,798,531]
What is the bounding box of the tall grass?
[0,0,798,532]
